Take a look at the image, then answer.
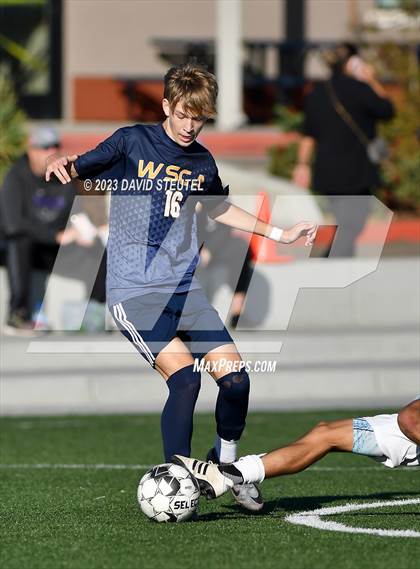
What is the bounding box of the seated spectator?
[0,126,107,335]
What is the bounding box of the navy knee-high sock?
[161,365,201,461]
[215,370,250,442]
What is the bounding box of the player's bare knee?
[311,421,343,449]
[311,421,331,442]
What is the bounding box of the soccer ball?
[137,463,200,523]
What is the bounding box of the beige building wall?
[63,0,283,118]
[66,0,283,75]
[307,0,374,41]
[63,0,376,119]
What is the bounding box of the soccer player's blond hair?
[163,62,218,119]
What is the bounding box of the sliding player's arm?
[261,419,353,478]
[45,128,126,184]
[212,202,317,246]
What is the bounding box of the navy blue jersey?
[75,123,229,306]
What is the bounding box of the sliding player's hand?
[283,222,318,246]
[45,154,78,184]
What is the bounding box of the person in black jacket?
[292,43,395,257]
[0,127,106,334]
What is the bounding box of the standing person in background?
[0,127,106,334]
[293,43,395,257]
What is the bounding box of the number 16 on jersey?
[164,190,183,218]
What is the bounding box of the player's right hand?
[45,154,78,184]
[284,221,318,246]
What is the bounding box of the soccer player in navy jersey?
[46,63,317,511]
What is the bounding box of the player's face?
[162,100,208,147]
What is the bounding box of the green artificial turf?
[0,411,419,569]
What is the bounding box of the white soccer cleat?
[231,483,264,512]
[171,455,234,500]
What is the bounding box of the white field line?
[285,498,420,538]
[7,419,149,430]
[0,463,416,472]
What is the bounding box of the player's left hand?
[283,222,318,246]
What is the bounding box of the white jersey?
[363,413,419,469]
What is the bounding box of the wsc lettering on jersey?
[124,160,207,218]
[137,160,205,191]
[120,161,205,216]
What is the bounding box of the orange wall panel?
[73,77,164,121]
[74,78,128,120]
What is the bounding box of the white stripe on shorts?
[113,303,155,366]
[118,304,155,364]
[112,303,155,366]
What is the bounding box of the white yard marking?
[7,418,148,430]
[285,498,420,538]
[13,420,86,430]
